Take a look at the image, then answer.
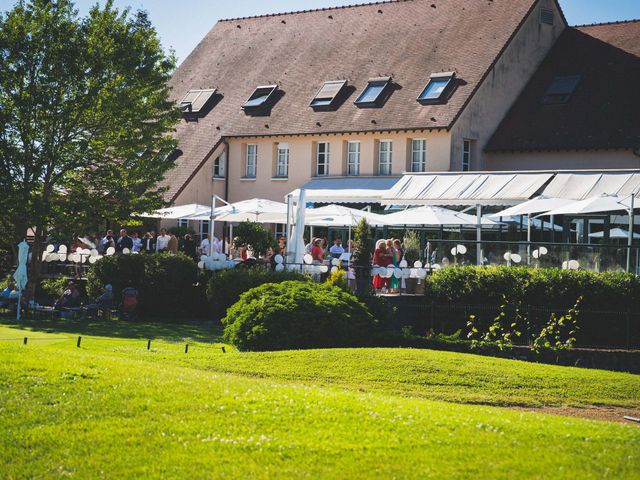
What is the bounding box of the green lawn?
[0,318,639,479]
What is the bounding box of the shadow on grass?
[0,314,224,343]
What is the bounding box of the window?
[242,85,278,109]
[378,140,392,176]
[354,77,391,107]
[316,142,330,176]
[347,142,360,176]
[462,140,472,172]
[411,139,427,172]
[542,75,581,104]
[245,144,257,178]
[418,72,455,104]
[275,224,287,239]
[276,143,289,178]
[199,220,210,238]
[540,7,554,25]
[311,80,347,108]
[180,89,216,113]
[178,219,189,229]
[213,152,226,178]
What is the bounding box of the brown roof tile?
[486,20,640,152]
[165,0,539,200]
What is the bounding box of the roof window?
[311,80,347,108]
[354,77,391,107]
[180,89,216,113]
[242,85,278,109]
[542,75,580,104]
[418,72,455,104]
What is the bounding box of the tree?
[233,221,277,258]
[352,218,373,295]
[0,0,181,296]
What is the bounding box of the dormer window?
[242,85,278,109]
[542,75,580,104]
[354,77,391,107]
[311,80,347,109]
[418,72,455,104]
[180,89,216,114]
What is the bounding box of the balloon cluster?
[372,260,428,279]
[197,252,236,271]
[41,244,108,265]
[562,259,580,270]
[292,254,329,275]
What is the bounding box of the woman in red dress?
[372,239,389,291]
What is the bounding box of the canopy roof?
[489,195,573,218]
[288,177,399,204]
[382,172,554,206]
[541,171,640,200]
[304,204,389,227]
[538,194,634,217]
[184,198,288,223]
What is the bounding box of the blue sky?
[1,0,638,63]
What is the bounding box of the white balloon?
[399,260,408,268]
[432,264,442,271]
[89,256,98,264]
[320,265,329,273]
[562,260,569,270]
[383,267,394,278]
[41,252,49,261]
[417,268,427,279]
[568,259,580,270]
[211,252,220,261]
[81,248,91,255]
[540,246,548,255]
[219,253,227,262]
[106,247,115,256]
[394,268,402,278]
[303,254,313,265]
[81,255,88,264]
[275,263,284,272]
[331,266,338,274]
[46,244,55,253]
[457,244,467,255]
[200,255,209,262]
[441,257,450,266]
[413,261,423,268]
[402,268,412,278]
[58,245,67,254]
[197,261,205,269]
[511,254,522,264]
[48,253,59,261]
[274,254,284,264]
[532,250,540,259]
[503,252,512,261]
[122,248,130,254]
[410,268,418,278]
[451,247,458,256]
[45,254,54,262]
[90,249,99,257]
[331,258,339,266]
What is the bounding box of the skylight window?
[354,77,391,107]
[418,72,455,104]
[180,89,216,113]
[542,75,580,104]
[311,80,347,108]
[242,85,278,109]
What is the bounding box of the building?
[162,0,639,234]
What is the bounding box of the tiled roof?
[486,20,640,152]
[164,0,540,201]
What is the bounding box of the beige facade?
[449,0,565,171]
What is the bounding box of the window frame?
[411,139,427,173]
[462,140,472,172]
[310,80,347,109]
[346,141,361,176]
[316,142,330,177]
[245,144,257,178]
[276,144,289,178]
[242,85,278,110]
[542,75,581,104]
[213,152,226,178]
[354,77,391,107]
[378,140,393,176]
[418,72,455,104]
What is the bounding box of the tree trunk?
[26,227,45,301]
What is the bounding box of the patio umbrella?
[588,228,640,239]
[304,205,389,227]
[488,196,573,218]
[537,194,634,217]
[184,198,288,223]
[13,240,29,321]
[382,205,499,226]
[138,203,210,219]
[288,190,307,266]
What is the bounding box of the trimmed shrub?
[87,253,199,317]
[222,281,377,351]
[206,267,309,320]
[424,266,640,310]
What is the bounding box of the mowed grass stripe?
[1,342,639,480]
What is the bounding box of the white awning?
[382,206,499,226]
[488,196,574,218]
[288,177,400,204]
[138,203,210,219]
[382,172,554,206]
[541,172,640,200]
[183,198,288,223]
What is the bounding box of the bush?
[206,267,309,320]
[87,253,199,317]
[233,221,277,258]
[424,266,640,311]
[325,267,348,292]
[403,231,421,264]
[222,281,377,351]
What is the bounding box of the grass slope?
[0,319,639,479]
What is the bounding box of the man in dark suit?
[141,232,156,253]
[116,229,134,253]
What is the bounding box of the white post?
[286,194,292,263]
[16,290,21,321]
[627,193,635,273]
[476,204,482,266]
[210,194,216,243]
[527,213,532,265]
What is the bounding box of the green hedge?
[424,266,640,310]
[222,281,377,351]
[206,267,309,320]
[87,253,199,317]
